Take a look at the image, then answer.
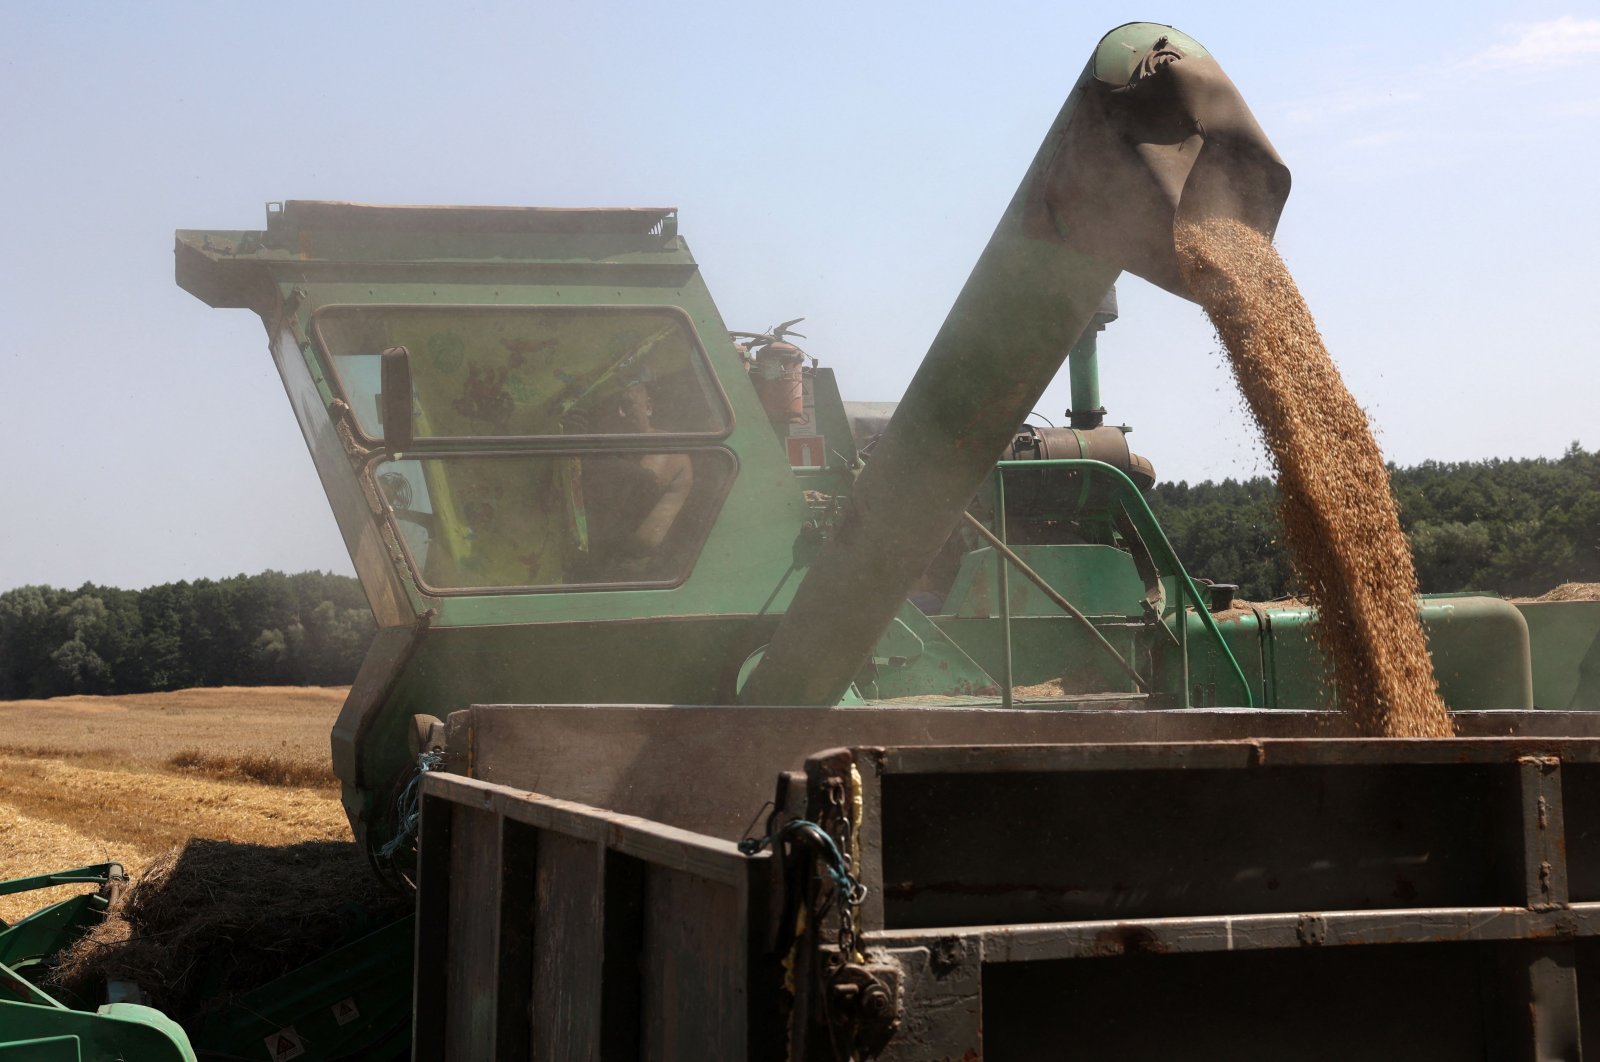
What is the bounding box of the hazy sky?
[3,2,1596,591]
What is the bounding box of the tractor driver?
[584,381,694,577]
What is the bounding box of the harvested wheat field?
[0,686,349,923]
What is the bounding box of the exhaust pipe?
[740,23,1289,707]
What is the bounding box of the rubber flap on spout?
[1027,27,1291,298]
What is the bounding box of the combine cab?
[6,20,1600,1061]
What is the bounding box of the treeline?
[1150,443,1600,600]
[0,571,372,699]
[3,447,1594,698]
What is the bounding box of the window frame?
[311,302,737,449]
[370,446,741,596]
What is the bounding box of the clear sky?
[2,2,1596,591]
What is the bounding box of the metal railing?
[983,459,1254,709]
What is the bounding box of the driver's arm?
[632,454,693,552]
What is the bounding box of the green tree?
[0,586,60,697]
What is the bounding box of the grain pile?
[1175,216,1453,737]
[47,838,408,1021]
[1532,583,1600,602]
[1012,678,1071,700]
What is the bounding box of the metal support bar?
[993,474,1014,708]
[876,944,983,1062]
[866,903,1600,962]
[1175,530,1191,707]
[1519,944,1583,1062]
[1519,757,1569,911]
[0,863,121,899]
[963,510,1149,693]
[1066,330,1103,429]
[0,960,65,1009]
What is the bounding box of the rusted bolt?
[930,936,968,974]
[1296,914,1327,946]
[862,985,892,1019]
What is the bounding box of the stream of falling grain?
[1175,216,1453,737]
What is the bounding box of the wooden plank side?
[413,795,454,1059]
[428,773,749,886]
[445,804,503,1061]
[642,865,746,1062]
[531,830,605,1062]
[497,818,539,1062]
[600,852,647,1062]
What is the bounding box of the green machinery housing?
[168,211,1580,866]
[7,20,1600,1062]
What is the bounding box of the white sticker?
[332,997,361,1026]
[787,434,826,468]
[265,1026,306,1061]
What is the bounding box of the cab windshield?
[314,305,730,442]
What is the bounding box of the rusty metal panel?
[810,736,1600,1059]
[1574,940,1600,1058]
[876,762,1514,927]
[978,943,1507,1061]
[840,739,1600,932]
[876,944,981,1062]
[448,705,1600,842]
[1564,765,1600,903]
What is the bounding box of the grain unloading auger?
[9,20,1600,1062]
[738,24,1290,708]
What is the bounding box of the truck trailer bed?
[417,706,1600,1060]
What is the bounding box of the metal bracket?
[826,960,902,1058]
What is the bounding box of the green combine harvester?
[6,21,1600,1061]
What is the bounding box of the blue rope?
[739,818,866,905]
[378,750,445,861]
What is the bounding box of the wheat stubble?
[1176,217,1452,737]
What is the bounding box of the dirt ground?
[0,687,350,922]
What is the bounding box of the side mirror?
[380,346,414,453]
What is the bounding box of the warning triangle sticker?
[265,1026,306,1061]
